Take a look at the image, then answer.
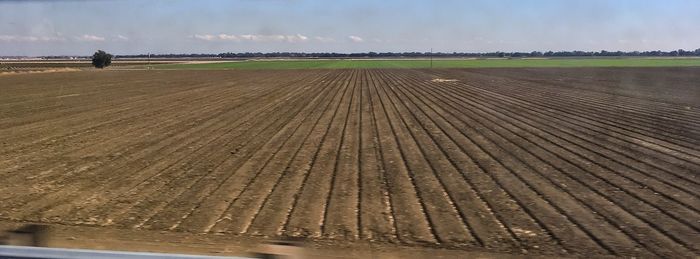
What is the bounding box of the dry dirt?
[0,68,698,258]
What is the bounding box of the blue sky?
[1,0,698,55]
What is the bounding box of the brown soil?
[0,68,698,258]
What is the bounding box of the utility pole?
[147,53,151,69]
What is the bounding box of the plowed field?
[1,68,698,258]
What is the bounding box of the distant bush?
[91,50,113,69]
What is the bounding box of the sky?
[0,0,699,56]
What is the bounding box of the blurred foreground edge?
[0,224,49,247]
[0,224,310,259]
[0,245,250,259]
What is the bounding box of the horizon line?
[3,48,700,58]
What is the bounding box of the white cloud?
[289,34,308,43]
[218,34,239,41]
[115,35,129,41]
[314,36,335,43]
[0,35,66,42]
[193,34,216,41]
[348,35,364,43]
[75,34,105,42]
[192,33,309,43]
[238,34,258,41]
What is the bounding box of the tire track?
[242,71,363,238]
[284,70,359,237]
[372,70,477,246]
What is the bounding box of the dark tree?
[91,50,113,68]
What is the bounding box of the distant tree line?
[115,53,218,58]
[33,48,700,59]
[215,49,700,58]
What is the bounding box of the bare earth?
[0,68,698,258]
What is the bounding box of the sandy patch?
[0,68,80,76]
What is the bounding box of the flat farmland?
[0,68,698,258]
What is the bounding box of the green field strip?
[155,58,700,70]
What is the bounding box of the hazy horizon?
[1,0,699,56]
